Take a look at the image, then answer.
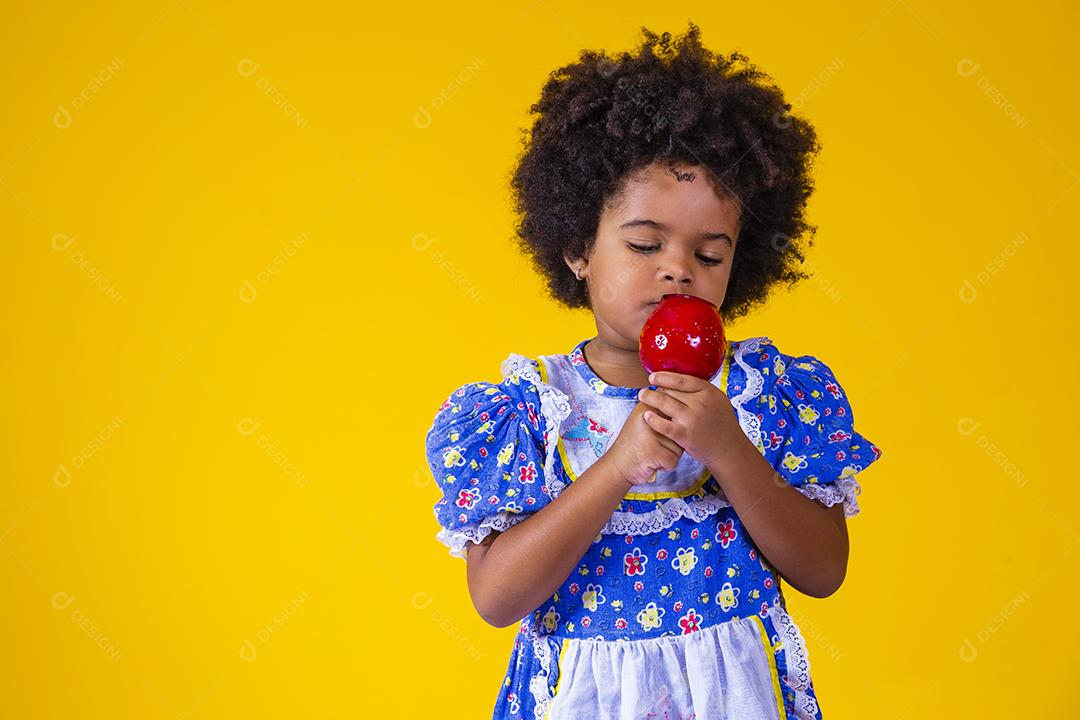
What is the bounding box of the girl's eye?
[627,243,724,266]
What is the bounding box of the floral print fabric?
[425,336,883,719]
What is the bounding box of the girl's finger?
[643,409,680,444]
[644,412,688,458]
[649,371,708,392]
[659,435,684,458]
[638,388,687,417]
[654,386,697,403]
[645,417,682,456]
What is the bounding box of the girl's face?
[565,160,741,351]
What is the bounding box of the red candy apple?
[639,294,726,380]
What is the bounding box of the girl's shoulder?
[726,335,857,411]
[730,335,884,517]
[424,350,571,560]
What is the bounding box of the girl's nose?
[661,270,693,287]
[656,249,695,287]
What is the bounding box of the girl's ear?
[563,251,587,280]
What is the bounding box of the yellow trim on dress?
[751,614,788,719]
[536,354,550,384]
[543,636,571,720]
[534,342,734,501]
[622,466,710,500]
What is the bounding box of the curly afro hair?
[509,21,822,321]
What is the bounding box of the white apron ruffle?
[544,606,793,720]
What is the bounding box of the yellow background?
[2,1,1076,717]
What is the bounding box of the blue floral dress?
[425,336,883,720]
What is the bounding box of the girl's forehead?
[606,168,741,230]
[626,161,726,195]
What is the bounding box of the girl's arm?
[465,452,633,628]
[708,438,849,599]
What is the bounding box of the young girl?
[425,23,883,720]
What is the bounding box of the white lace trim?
[500,353,749,537]
[769,604,820,720]
[526,620,557,719]
[731,336,769,454]
[600,493,734,535]
[795,473,863,518]
[436,511,534,560]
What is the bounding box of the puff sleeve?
[750,340,883,518]
[425,374,555,559]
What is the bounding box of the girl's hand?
[604,400,685,488]
[637,371,745,470]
